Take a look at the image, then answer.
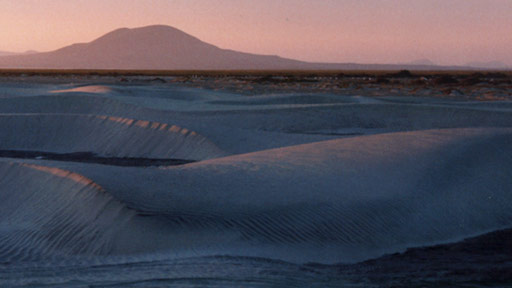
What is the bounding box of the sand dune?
[0,162,134,260]
[52,85,113,94]
[1,81,512,164]
[1,77,512,287]
[3,128,510,264]
[0,162,209,261]
[0,114,225,160]
[2,83,512,155]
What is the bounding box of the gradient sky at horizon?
[1,0,511,65]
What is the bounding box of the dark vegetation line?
[0,68,510,78]
[0,150,195,167]
[1,69,510,90]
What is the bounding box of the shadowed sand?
[0,74,511,287]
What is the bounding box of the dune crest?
[52,85,113,94]
[0,162,134,260]
[0,114,226,160]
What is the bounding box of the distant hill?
[0,25,313,70]
[0,50,38,57]
[0,51,17,57]
[0,25,472,70]
[466,61,510,70]
[407,59,436,66]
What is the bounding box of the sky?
[0,0,511,66]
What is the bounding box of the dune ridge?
[0,162,134,261]
[0,25,465,70]
[0,113,225,160]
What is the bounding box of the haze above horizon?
[1,0,511,66]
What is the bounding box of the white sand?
[52,85,113,94]
[1,80,512,264]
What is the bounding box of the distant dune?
[0,25,472,70]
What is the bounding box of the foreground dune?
[1,128,511,264]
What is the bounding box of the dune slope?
[0,114,225,160]
[2,128,511,264]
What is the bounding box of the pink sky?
[1,0,511,65]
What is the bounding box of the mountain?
[0,50,38,57]
[466,61,510,70]
[0,25,316,70]
[407,59,436,66]
[0,51,17,57]
[0,25,471,70]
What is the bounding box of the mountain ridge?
[0,25,493,70]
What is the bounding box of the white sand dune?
[2,85,512,157]
[0,162,135,260]
[0,94,150,117]
[52,85,113,94]
[0,114,225,160]
[207,93,356,106]
[1,80,512,271]
[3,128,511,264]
[0,93,341,154]
[0,162,211,261]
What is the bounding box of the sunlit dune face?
[0,0,511,65]
[52,86,112,94]
[97,116,135,126]
[134,120,150,128]
[95,115,197,136]
[19,163,105,192]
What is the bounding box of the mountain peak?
[0,25,307,70]
[0,25,469,70]
[102,25,186,36]
[90,25,200,45]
